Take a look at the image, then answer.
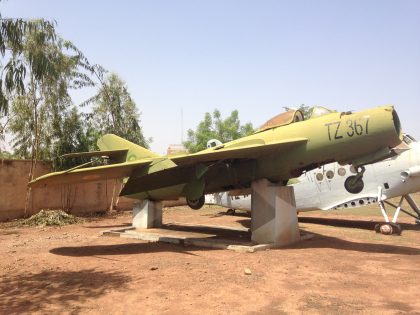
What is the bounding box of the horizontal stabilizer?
[29,159,152,188]
[61,149,129,163]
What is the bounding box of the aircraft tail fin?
[97,134,160,162]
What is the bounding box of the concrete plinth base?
[132,200,162,229]
[251,179,300,246]
[102,223,314,253]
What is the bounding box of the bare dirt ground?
[0,206,419,315]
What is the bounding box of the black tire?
[226,209,236,216]
[344,176,364,194]
[187,195,205,210]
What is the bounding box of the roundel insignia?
[127,154,137,161]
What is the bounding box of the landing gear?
[187,195,205,210]
[344,166,365,194]
[376,187,420,235]
[226,208,236,216]
[374,223,402,235]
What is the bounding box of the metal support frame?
[376,186,420,233]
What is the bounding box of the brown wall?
[0,159,135,221]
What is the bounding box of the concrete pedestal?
[251,179,300,246]
[132,200,162,229]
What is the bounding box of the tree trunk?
[24,81,39,218]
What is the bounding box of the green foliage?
[0,16,58,115]
[50,107,92,170]
[283,104,312,120]
[84,73,150,148]
[6,21,95,172]
[0,149,13,158]
[1,11,149,171]
[184,109,254,153]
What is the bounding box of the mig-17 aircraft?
[30,106,402,211]
[206,134,420,234]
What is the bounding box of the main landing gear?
[344,166,365,194]
[186,195,205,210]
[375,187,420,235]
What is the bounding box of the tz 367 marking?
[325,118,370,141]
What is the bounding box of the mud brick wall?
[0,159,135,221]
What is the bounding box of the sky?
[2,0,420,154]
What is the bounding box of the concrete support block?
[251,179,300,246]
[132,200,162,229]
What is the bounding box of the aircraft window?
[384,183,390,189]
[338,168,346,176]
[326,170,334,179]
[316,173,324,181]
[309,106,335,119]
[408,134,416,141]
[403,135,412,145]
[349,166,357,174]
[403,134,417,145]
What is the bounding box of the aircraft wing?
[30,137,308,191]
[172,137,308,166]
[29,159,153,188]
[120,138,308,196]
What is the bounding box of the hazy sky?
[2,0,420,154]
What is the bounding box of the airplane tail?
[97,134,160,162]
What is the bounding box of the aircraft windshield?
[309,106,336,119]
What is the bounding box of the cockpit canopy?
[256,106,336,133]
[257,109,304,133]
[309,106,336,119]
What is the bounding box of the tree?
[8,25,93,161]
[184,109,254,153]
[84,73,149,148]
[0,16,57,115]
[4,20,94,215]
[50,106,91,170]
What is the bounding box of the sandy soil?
[0,206,419,315]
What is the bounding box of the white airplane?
[206,134,420,235]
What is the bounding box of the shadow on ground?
[299,216,420,231]
[51,221,420,257]
[285,231,420,255]
[0,269,131,314]
[51,241,201,257]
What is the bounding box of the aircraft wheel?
[187,195,205,210]
[379,224,393,235]
[391,223,402,235]
[226,209,236,216]
[344,176,364,194]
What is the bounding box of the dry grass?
[22,209,81,227]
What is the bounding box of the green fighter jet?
[30,105,402,210]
